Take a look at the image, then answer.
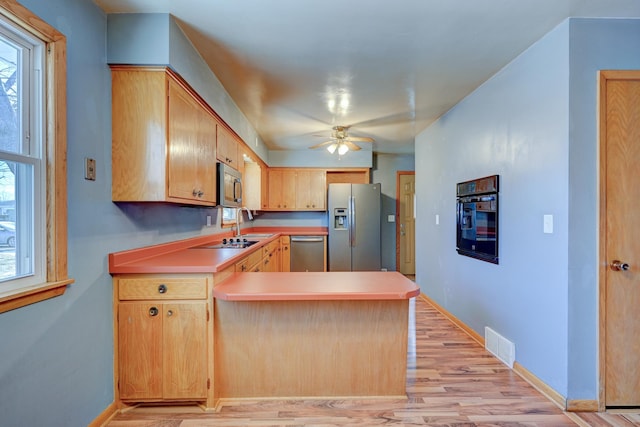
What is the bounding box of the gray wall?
[415,18,640,401]
[567,17,640,400]
[416,20,570,396]
[0,1,116,425]
[371,153,415,271]
[0,3,244,426]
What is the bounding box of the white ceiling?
[94,0,640,154]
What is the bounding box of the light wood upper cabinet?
[216,124,240,169]
[268,169,296,210]
[261,166,270,209]
[167,78,217,203]
[267,168,326,211]
[111,66,216,206]
[296,169,326,210]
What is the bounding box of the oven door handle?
[459,194,496,203]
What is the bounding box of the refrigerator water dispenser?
[333,208,348,229]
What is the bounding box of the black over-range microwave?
[217,162,242,207]
[456,175,499,264]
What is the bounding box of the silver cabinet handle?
[149,307,159,316]
[611,260,630,271]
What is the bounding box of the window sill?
[0,279,74,314]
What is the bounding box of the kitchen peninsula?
[109,229,419,409]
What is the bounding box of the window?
[0,17,45,290]
[0,1,70,313]
[221,207,237,227]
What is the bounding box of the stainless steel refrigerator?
[328,183,381,271]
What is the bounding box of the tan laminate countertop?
[109,227,327,274]
[213,271,419,301]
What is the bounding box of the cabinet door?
[268,169,296,209]
[163,302,208,399]
[111,69,168,202]
[194,108,217,203]
[280,237,291,272]
[268,170,284,209]
[296,170,326,210]
[274,246,282,272]
[167,79,215,203]
[118,302,163,400]
[216,124,239,168]
[295,170,312,209]
[261,166,269,209]
[308,170,327,210]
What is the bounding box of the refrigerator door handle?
[349,196,356,247]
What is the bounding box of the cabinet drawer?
[262,240,279,257]
[118,276,208,300]
[235,258,249,272]
[246,248,263,268]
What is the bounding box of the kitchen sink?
[195,239,259,249]
[238,233,275,239]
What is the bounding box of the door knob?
[611,260,630,271]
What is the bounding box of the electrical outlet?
[84,158,96,181]
[206,215,212,227]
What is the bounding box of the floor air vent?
[485,327,515,368]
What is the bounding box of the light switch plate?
[387,215,395,223]
[84,158,96,181]
[543,214,553,234]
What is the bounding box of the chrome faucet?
[235,206,254,237]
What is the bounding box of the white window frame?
[0,0,71,314]
[0,16,46,292]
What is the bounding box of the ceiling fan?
[309,126,374,155]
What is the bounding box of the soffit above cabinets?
[94,0,640,155]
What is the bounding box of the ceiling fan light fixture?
[338,142,349,155]
[327,143,338,154]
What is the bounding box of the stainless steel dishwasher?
[290,236,325,272]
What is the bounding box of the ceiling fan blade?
[309,140,334,149]
[343,140,362,151]
[345,136,374,143]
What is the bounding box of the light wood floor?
[106,296,639,426]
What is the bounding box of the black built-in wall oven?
[456,175,499,264]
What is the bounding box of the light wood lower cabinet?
[235,239,282,272]
[280,236,290,272]
[118,301,207,400]
[235,247,263,272]
[114,274,213,405]
[261,240,280,272]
